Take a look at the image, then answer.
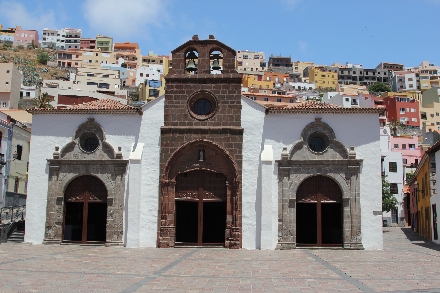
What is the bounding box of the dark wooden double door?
[175,170,227,246]
[63,176,108,243]
[296,176,343,246]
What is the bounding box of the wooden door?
[296,176,342,246]
[63,176,107,244]
[175,170,226,246]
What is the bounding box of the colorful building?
[14,29,39,46]
[96,34,113,52]
[236,50,266,73]
[309,67,338,90]
[383,95,419,128]
[114,42,141,70]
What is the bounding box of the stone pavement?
[0,228,440,292]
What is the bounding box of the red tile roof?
[27,99,143,115]
[264,100,386,114]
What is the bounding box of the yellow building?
[413,150,435,240]
[138,75,166,102]
[242,75,272,90]
[309,67,338,90]
[292,61,314,80]
[335,84,368,94]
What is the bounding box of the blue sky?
[1,0,439,68]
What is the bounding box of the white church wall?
[261,113,383,250]
[136,97,164,247]
[241,97,265,249]
[25,113,143,244]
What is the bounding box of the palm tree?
[32,92,53,109]
[387,118,405,136]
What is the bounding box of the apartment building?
[75,67,121,93]
[141,51,172,75]
[264,71,290,88]
[292,61,314,80]
[114,42,141,70]
[236,50,266,73]
[268,55,292,74]
[308,66,338,90]
[41,28,81,49]
[383,95,419,128]
[96,34,113,51]
[0,63,21,109]
[241,75,272,90]
[0,24,20,42]
[57,49,83,67]
[13,29,39,46]
[80,38,96,50]
[82,49,117,67]
[390,71,417,92]
[136,65,163,86]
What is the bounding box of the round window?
[187,91,218,120]
[307,132,329,153]
[194,98,212,115]
[79,132,99,153]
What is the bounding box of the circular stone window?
[307,132,329,153]
[188,91,218,120]
[79,132,100,153]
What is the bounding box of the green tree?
[406,172,415,185]
[36,51,49,65]
[368,82,391,93]
[32,92,53,108]
[382,176,398,212]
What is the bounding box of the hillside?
[0,43,70,86]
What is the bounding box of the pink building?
[14,30,39,46]
[390,135,423,167]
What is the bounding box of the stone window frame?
[187,90,219,121]
[276,118,363,250]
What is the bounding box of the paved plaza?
[0,228,440,292]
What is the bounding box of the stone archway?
[276,118,363,250]
[158,140,240,249]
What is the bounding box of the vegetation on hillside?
[0,41,70,86]
[368,82,391,93]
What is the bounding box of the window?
[411,108,416,112]
[402,159,407,165]
[290,99,294,103]
[14,178,19,193]
[345,98,349,102]
[5,82,9,85]
[277,98,281,102]
[6,70,10,73]
[402,144,406,149]
[26,92,30,97]
[431,114,435,118]
[393,144,399,149]
[409,144,415,149]
[389,162,397,172]
[390,183,398,194]
[400,108,405,114]
[16,144,23,160]
[264,98,268,101]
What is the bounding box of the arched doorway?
[296,175,342,247]
[63,176,108,243]
[175,170,227,246]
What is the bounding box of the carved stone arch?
[74,118,106,142]
[60,118,116,160]
[159,139,240,249]
[300,117,336,141]
[163,139,239,182]
[289,173,350,200]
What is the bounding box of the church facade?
[25,36,384,250]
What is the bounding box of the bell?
[211,59,221,71]
[185,59,197,73]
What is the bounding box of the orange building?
[114,42,141,69]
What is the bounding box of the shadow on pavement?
[400,227,440,253]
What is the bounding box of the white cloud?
[281,0,300,9]
[82,0,168,41]
[0,1,58,31]
[299,41,308,54]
